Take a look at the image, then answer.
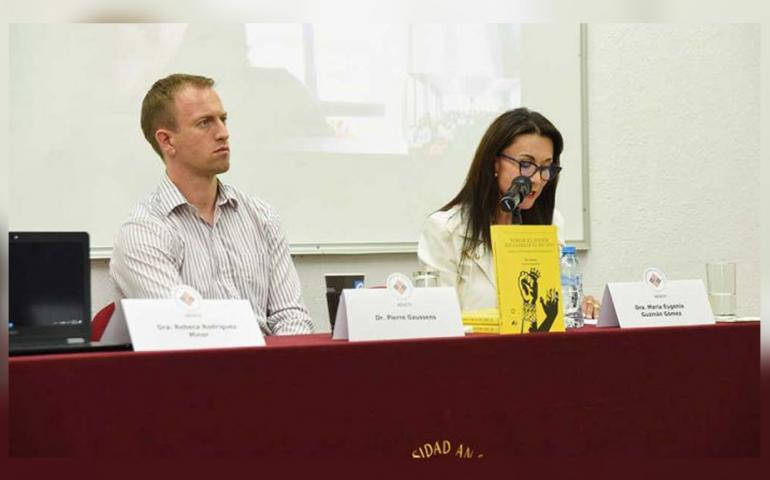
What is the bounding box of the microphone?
[499,176,532,213]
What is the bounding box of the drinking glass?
[706,261,736,319]
[413,270,439,288]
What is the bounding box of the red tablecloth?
[9,323,759,457]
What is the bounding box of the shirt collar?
[157,175,238,217]
[215,180,239,209]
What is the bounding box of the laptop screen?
[9,232,91,342]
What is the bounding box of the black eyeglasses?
[498,153,562,181]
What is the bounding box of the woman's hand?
[581,295,601,320]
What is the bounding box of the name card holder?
[598,278,715,329]
[122,298,265,352]
[332,274,464,342]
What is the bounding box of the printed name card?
[332,273,464,341]
[122,286,265,351]
[597,268,715,328]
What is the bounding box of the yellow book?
[461,308,500,326]
[465,324,501,334]
[490,225,565,334]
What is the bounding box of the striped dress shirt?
[110,175,314,335]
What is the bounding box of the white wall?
[89,24,760,331]
[582,24,759,316]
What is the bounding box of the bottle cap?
[562,245,576,255]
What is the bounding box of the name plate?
[332,274,463,341]
[598,275,715,328]
[122,298,266,352]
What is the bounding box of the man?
[110,73,314,335]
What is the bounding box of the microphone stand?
[511,208,523,225]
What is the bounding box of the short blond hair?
[140,73,215,159]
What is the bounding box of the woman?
[418,107,599,317]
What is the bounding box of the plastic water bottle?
[560,245,584,329]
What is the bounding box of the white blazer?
[417,205,565,312]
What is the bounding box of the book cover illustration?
[490,225,565,334]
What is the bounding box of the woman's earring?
[494,172,498,178]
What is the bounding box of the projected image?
[243,24,522,156]
[13,23,520,157]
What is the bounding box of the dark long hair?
[441,107,564,257]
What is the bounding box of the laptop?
[9,232,132,356]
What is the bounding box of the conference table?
[9,322,759,457]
